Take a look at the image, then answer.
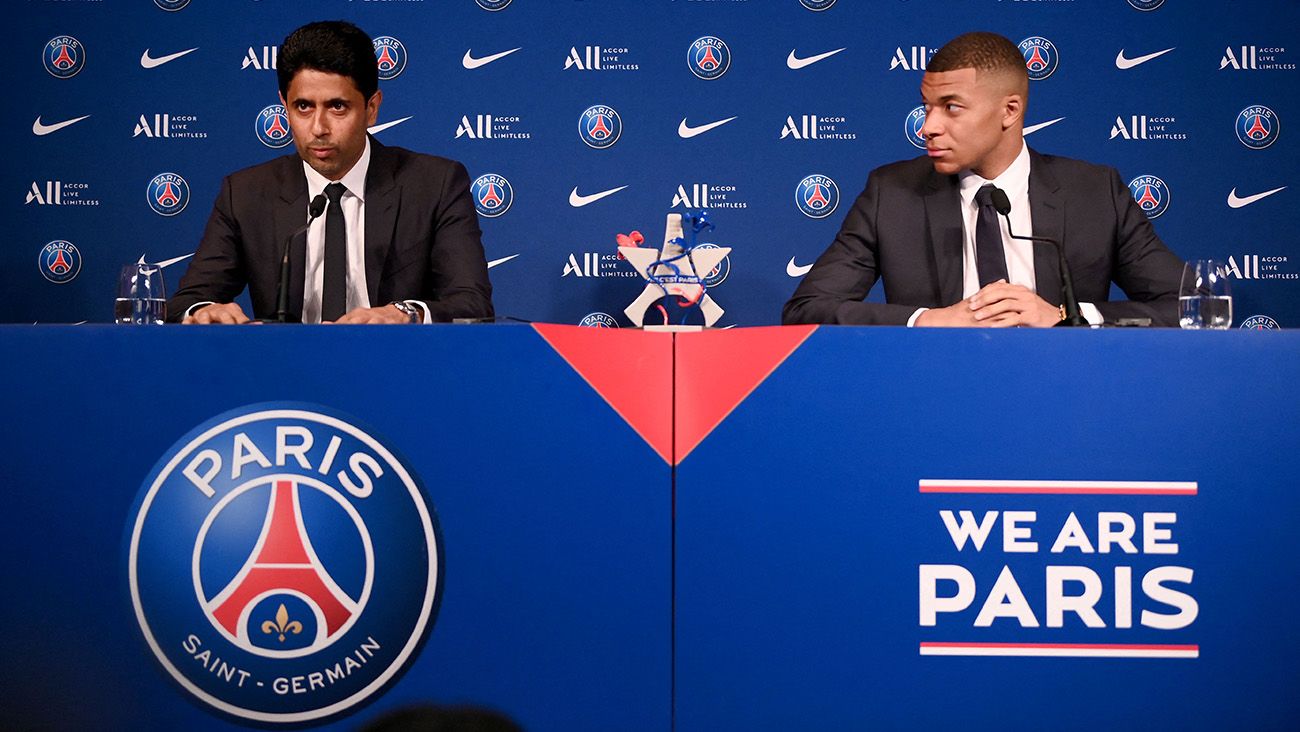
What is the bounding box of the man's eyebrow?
[921,92,965,104]
[288,97,351,106]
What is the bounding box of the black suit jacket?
[168,138,494,322]
[782,149,1183,326]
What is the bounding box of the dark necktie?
[322,182,347,322]
[973,184,1009,288]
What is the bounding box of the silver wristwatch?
[390,300,421,323]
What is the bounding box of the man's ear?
[1003,94,1024,131]
[366,89,383,126]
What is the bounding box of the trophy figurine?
[618,210,730,330]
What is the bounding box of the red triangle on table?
[534,324,675,464]
[674,325,817,464]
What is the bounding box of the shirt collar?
[302,136,371,203]
[957,141,1030,205]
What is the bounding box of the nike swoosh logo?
[787,48,846,70]
[1115,47,1174,70]
[138,252,195,268]
[368,116,412,135]
[32,114,90,136]
[678,116,737,138]
[1023,117,1065,136]
[1227,186,1286,208]
[787,257,813,278]
[140,47,198,69]
[569,185,629,207]
[463,48,521,69]
[487,254,519,269]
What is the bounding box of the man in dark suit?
[783,32,1183,327]
[169,21,493,324]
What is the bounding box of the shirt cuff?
[1078,302,1103,326]
[404,300,432,324]
[906,308,928,327]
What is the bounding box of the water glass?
[1178,259,1232,329]
[116,263,167,324]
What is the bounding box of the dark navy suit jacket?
[782,149,1183,326]
[168,138,494,322]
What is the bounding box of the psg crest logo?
[796,174,840,219]
[906,105,928,149]
[696,243,731,287]
[1128,175,1170,219]
[470,173,513,218]
[373,37,407,80]
[43,36,85,79]
[1236,106,1279,150]
[147,173,190,216]
[579,312,619,328]
[127,403,442,724]
[475,0,513,10]
[688,37,731,80]
[39,240,81,284]
[255,105,293,149]
[579,105,622,149]
[153,0,192,10]
[1240,315,1280,330]
[799,0,838,10]
[1126,0,1165,10]
[1018,37,1058,80]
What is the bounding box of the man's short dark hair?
[928,31,1028,90]
[278,21,379,101]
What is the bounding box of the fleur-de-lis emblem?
[260,603,303,643]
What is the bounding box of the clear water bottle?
[116,262,167,324]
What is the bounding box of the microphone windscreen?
[990,188,1013,216]
[308,194,328,219]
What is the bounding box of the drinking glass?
[116,263,167,324]
[1178,259,1232,329]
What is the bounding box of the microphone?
[275,194,328,323]
[988,188,1088,327]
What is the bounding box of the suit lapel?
[274,156,309,321]
[924,171,964,305]
[363,138,398,306]
[1028,150,1064,306]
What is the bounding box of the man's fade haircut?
[928,32,1029,94]
[277,21,379,101]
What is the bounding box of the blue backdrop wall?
[7,0,1298,327]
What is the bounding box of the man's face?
[918,67,1019,178]
[281,69,381,180]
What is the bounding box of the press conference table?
[1,324,1296,731]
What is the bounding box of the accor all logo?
[1109,115,1187,141]
[26,181,97,207]
[1220,46,1295,70]
[562,252,636,278]
[243,46,278,70]
[1224,255,1297,280]
[134,114,207,139]
[890,46,933,71]
[671,183,747,210]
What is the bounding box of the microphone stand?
[989,188,1088,327]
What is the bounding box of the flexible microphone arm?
[989,188,1088,328]
[276,194,328,323]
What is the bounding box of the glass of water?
[116,263,167,324]
[1178,259,1232,329]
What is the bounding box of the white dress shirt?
[301,138,372,324]
[907,141,1100,326]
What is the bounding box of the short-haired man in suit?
[783,31,1183,327]
[170,20,494,324]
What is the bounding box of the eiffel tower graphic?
[207,480,358,643]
